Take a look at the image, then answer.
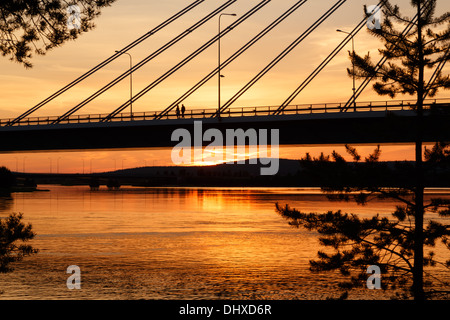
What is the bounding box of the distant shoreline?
[23,184,450,196]
[9,158,450,189]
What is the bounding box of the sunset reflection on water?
[0,186,448,300]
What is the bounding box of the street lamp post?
[218,13,236,116]
[337,29,357,111]
[115,50,133,119]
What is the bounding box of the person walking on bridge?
[176,104,180,119]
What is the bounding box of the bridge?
[0,0,448,153]
[1,99,449,152]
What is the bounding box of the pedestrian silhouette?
[176,104,180,119]
[181,104,186,118]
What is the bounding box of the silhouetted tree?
[0,167,16,189]
[89,178,100,191]
[23,178,37,188]
[0,0,116,68]
[345,0,449,300]
[0,213,38,274]
[276,144,450,300]
[106,178,120,190]
[352,1,450,100]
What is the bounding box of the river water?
[0,185,448,300]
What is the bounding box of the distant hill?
[13,158,450,188]
[97,158,302,177]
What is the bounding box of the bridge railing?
[1,97,449,127]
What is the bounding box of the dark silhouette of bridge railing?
[1,98,448,128]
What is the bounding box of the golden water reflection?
[0,186,448,300]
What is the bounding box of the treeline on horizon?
[8,157,450,188]
[175,158,450,188]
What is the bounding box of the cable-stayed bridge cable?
[155,0,309,120]
[7,0,205,126]
[341,0,433,111]
[216,0,347,115]
[273,1,387,115]
[424,48,449,100]
[53,0,238,124]
[101,0,271,122]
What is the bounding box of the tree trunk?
[413,0,425,301]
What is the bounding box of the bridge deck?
[0,99,449,153]
[1,98,449,128]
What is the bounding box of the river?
[0,185,448,300]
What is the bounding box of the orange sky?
[0,0,449,173]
